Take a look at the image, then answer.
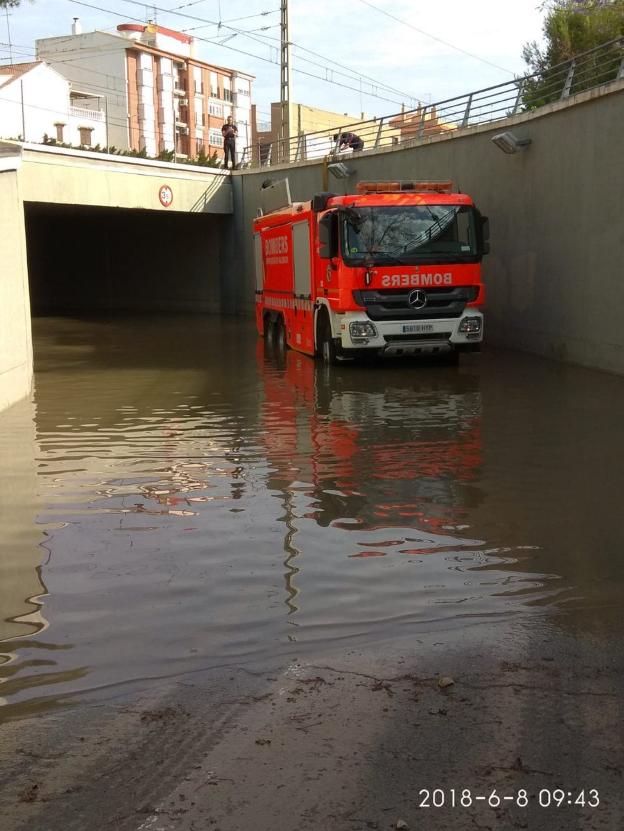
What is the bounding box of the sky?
[1,0,547,125]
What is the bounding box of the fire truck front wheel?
[316,311,338,365]
[274,316,287,352]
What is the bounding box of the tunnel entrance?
[25,202,228,316]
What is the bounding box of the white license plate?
[402,324,434,334]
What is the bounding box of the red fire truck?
[254,179,489,363]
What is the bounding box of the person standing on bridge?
[222,116,238,170]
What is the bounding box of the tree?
[521,1,624,108]
[0,1,23,7]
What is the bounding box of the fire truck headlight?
[349,321,378,338]
[458,316,482,334]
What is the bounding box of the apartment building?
[389,106,455,141]
[36,20,254,163]
[0,61,106,146]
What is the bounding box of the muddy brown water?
[1,315,623,721]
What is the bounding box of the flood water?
[1,315,623,721]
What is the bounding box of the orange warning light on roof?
[356,180,454,194]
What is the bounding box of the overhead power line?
[354,0,515,76]
[114,0,423,104]
[182,9,280,31]
[66,0,420,107]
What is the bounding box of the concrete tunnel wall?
[0,163,33,411]
[0,144,234,413]
[25,204,226,315]
[232,82,624,376]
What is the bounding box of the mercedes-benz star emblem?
[408,289,427,309]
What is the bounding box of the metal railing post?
[294,133,303,162]
[374,117,384,148]
[333,129,342,155]
[461,94,473,127]
[418,106,428,139]
[512,80,524,114]
[562,59,576,98]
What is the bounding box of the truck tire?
[275,316,287,352]
[317,311,337,365]
[264,316,275,344]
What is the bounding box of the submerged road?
[0,316,623,830]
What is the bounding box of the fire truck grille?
[353,286,476,320]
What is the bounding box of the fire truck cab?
[253,179,489,363]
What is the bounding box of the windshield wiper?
[391,252,468,264]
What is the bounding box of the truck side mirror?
[479,215,490,255]
[318,211,338,259]
[481,216,490,241]
[312,192,337,212]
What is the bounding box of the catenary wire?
[111,0,425,103]
[66,0,417,107]
[353,0,515,75]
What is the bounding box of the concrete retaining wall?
[234,81,624,376]
[0,151,33,411]
[0,143,232,412]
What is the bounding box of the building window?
[79,126,94,146]
[209,102,223,118]
[223,88,232,103]
[54,123,65,142]
[209,129,223,147]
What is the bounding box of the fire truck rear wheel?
[264,317,275,344]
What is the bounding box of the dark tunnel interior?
[25,202,227,316]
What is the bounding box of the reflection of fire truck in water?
[258,341,482,534]
[254,179,490,364]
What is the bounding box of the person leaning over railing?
[333,131,364,152]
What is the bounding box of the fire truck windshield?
[341,205,478,265]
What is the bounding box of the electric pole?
[279,0,291,163]
[5,8,13,65]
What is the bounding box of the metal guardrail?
[241,37,624,168]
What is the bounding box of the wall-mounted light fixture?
[491,131,532,154]
[328,162,354,179]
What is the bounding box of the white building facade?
[0,62,105,147]
[36,21,254,163]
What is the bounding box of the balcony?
[69,106,104,122]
